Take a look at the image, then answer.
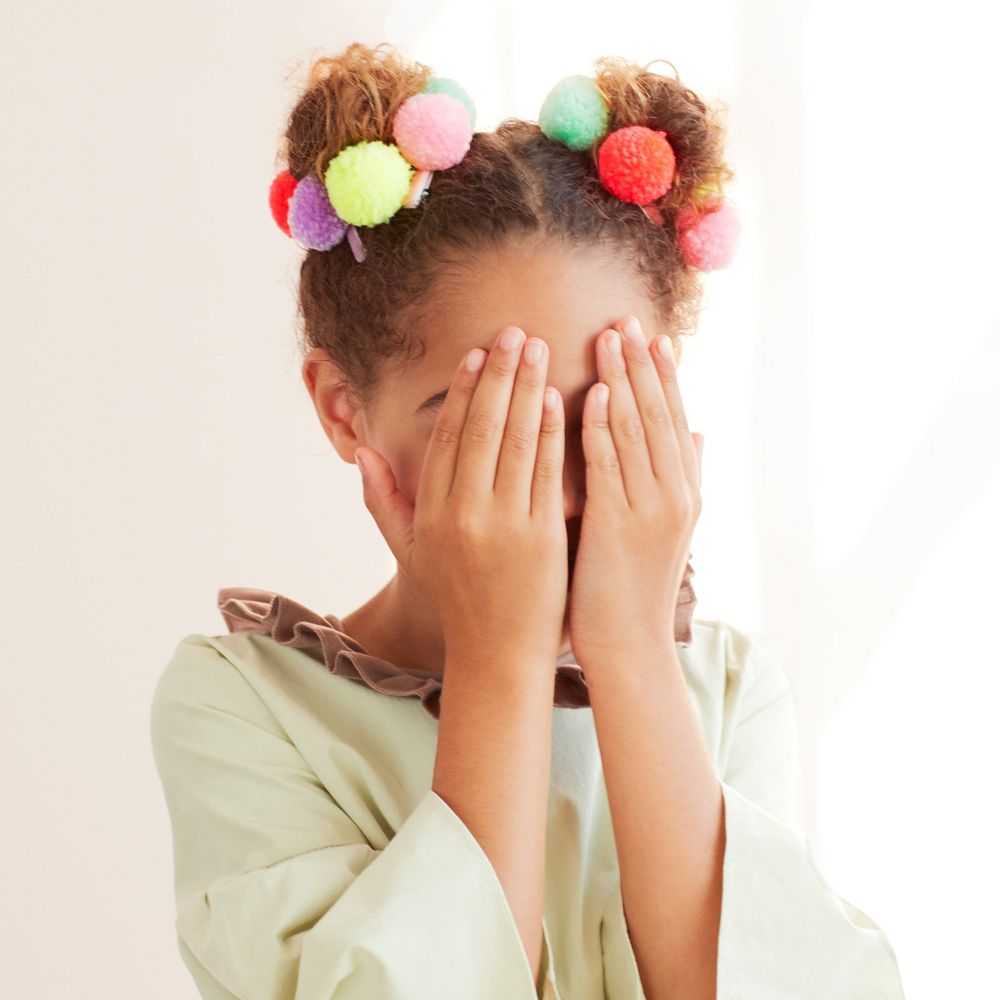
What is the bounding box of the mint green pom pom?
[324,141,414,227]
[423,76,477,129]
[539,75,609,151]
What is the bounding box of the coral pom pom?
[539,75,610,151]
[324,141,413,228]
[598,125,677,204]
[287,174,348,251]
[422,76,477,129]
[393,92,473,171]
[676,199,741,271]
[269,169,298,236]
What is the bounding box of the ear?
[301,347,367,462]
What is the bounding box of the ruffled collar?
[217,561,696,721]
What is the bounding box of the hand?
[354,326,569,668]
[568,316,704,669]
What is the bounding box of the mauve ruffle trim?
[216,560,696,722]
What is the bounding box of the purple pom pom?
[287,174,348,250]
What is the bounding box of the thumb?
[355,446,415,564]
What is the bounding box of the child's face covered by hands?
[302,234,683,663]
[360,235,676,555]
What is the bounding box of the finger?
[596,325,654,507]
[693,432,704,488]
[415,345,489,514]
[495,336,548,509]
[581,378,625,507]
[356,446,415,563]
[533,384,565,521]
[452,326,527,504]
[650,332,699,488]
[615,316,681,485]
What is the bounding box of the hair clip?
[539,73,740,271]
[268,76,476,262]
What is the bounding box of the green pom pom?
[423,76,477,129]
[324,141,414,227]
[539,75,609,151]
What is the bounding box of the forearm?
[433,653,555,987]
[585,638,725,1000]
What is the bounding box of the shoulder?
[149,633,293,750]
[683,617,792,701]
[149,629,425,768]
[152,631,267,701]
[675,618,794,762]
[152,627,352,706]
[152,629,348,709]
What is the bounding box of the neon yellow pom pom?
[324,141,414,227]
[693,180,724,205]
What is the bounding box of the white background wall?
[2,0,997,995]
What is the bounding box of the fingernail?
[524,339,543,364]
[499,327,524,351]
[656,335,673,360]
[604,329,622,356]
[624,316,642,339]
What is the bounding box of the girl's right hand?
[354,325,568,666]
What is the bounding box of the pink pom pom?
[676,200,741,271]
[393,92,473,171]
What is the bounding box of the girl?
[150,41,905,1000]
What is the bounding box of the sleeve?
[150,636,553,1000]
[599,633,906,1000]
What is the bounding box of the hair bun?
[591,56,735,216]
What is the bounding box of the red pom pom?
[597,125,676,204]
[269,169,298,237]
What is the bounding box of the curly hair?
[277,42,736,411]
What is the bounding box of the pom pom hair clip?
[538,73,741,271]
[269,75,477,262]
[268,69,739,272]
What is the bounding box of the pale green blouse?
[149,589,905,999]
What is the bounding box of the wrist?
[578,631,678,679]
[443,647,558,692]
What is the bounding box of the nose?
[561,431,586,522]
[563,486,585,523]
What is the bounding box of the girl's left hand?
[568,315,704,669]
